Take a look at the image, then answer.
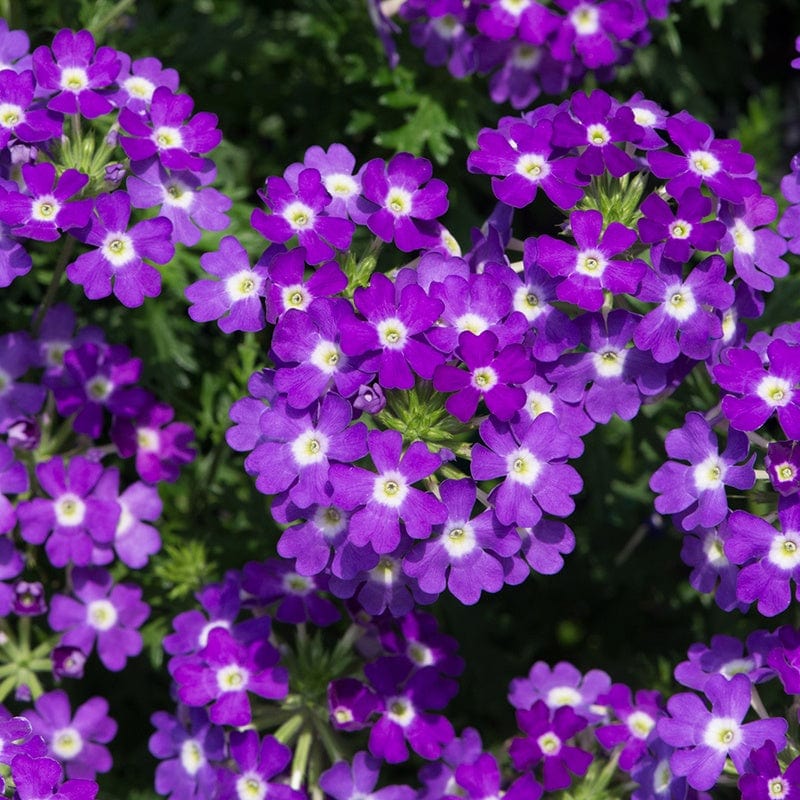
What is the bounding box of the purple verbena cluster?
[0,22,230,306]
[371,0,678,109]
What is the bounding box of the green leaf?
[375,95,459,164]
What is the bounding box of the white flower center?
[282,284,308,311]
[154,126,183,149]
[511,44,540,69]
[693,455,726,491]
[632,107,656,127]
[627,710,656,739]
[688,149,721,177]
[137,427,160,452]
[60,67,88,92]
[386,188,412,216]
[454,312,489,335]
[0,102,23,128]
[776,463,797,483]
[386,696,416,727]
[372,471,408,508]
[506,448,542,487]
[102,232,136,268]
[52,728,84,760]
[323,173,357,198]
[757,376,793,408]
[720,657,755,678]
[377,318,408,349]
[721,308,737,342]
[586,123,611,147]
[669,219,693,240]
[703,717,742,752]
[514,285,545,320]
[225,270,260,301]
[312,505,347,537]
[282,572,312,595]
[516,153,551,182]
[216,663,249,692]
[769,531,800,570]
[32,196,60,221]
[664,284,697,322]
[501,0,531,14]
[116,503,134,536]
[654,760,672,794]
[290,429,329,466]
[731,219,756,255]
[179,739,205,777]
[124,76,156,102]
[526,390,554,419]
[408,642,434,666]
[86,375,113,402]
[236,773,267,800]
[198,620,229,648]
[570,3,600,34]
[309,340,343,374]
[432,14,462,38]
[593,349,626,378]
[769,778,790,800]
[164,181,194,209]
[87,599,118,631]
[370,556,399,584]
[442,521,476,558]
[537,731,562,755]
[576,248,607,277]
[703,533,728,567]
[547,686,581,707]
[284,200,315,230]
[471,365,499,392]
[55,494,87,527]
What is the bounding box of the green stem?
[88,0,137,37]
[33,237,77,336]
[290,729,313,791]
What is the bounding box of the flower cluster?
[0,705,100,799]
[0,21,230,306]
[371,0,677,109]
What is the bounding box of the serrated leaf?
[375,95,459,164]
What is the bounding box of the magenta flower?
[111,54,179,113]
[67,192,174,307]
[433,330,534,423]
[17,456,120,568]
[320,750,415,800]
[537,209,644,311]
[509,700,593,791]
[24,690,117,780]
[739,742,800,800]
[476,0,559,42]
[765,441,800,497]
[649,411,755,531]
[0,69,61,148]
[361,153,449,252]
[0,162,92,242]
[49,566,149,671]
[32,29,120,118]
[185,235,268,332]
[172,627,288,727]
[657,674,787,791]
[714,338,800,439]
[10,754,98,800]
[252,167,354,264]
[119,86,221,171]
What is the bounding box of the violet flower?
[320,750,416,800]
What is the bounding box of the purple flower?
[127,158,231,246]
[51,647,87,680]
[739,741,800,800]
[649,412,755,531]
[149,707,224,800]
[0,441,28,532]
[433,331,534,422]
[361,153,449,252]
[467,119,585,209]
[552,90,643,177]
[252,168,354,264]
[637,188,725,263]
[0,333,45,428]
[365,657,457,763]
[119,87,222,171]
[17,457,120,567]
[320,750,416,800]
[185,235,268,332]
[0,69,61,148]
[402,478,521,605]
[274,501,349,576]
[537,209,644,310]
[32,29,120,118]
[10,754,98,800]
[765,441,800,497]
[0,20,30,71]
[0,162,92,241]
[634,252,734,364]
[725,499,800,616]
[471,413,582,528]
[25,690,117,780]
[330,429,447,554]
[714,339,800,439]
[719,193,789,292]
[67,192,174,307]
[338,272,445,389]
[49,566,149,671]
[648,114,759,203]
[13,581,47,616]
[657,674,787,791]
[328,677,382,731]
[680,525,743,612]
[407,1,476,79]
[172,627,288,727]
[476,0,559,42]
[509,700,593,791]
[111,55,179,113]
[218,730,304,800]
[509,660,611,722]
